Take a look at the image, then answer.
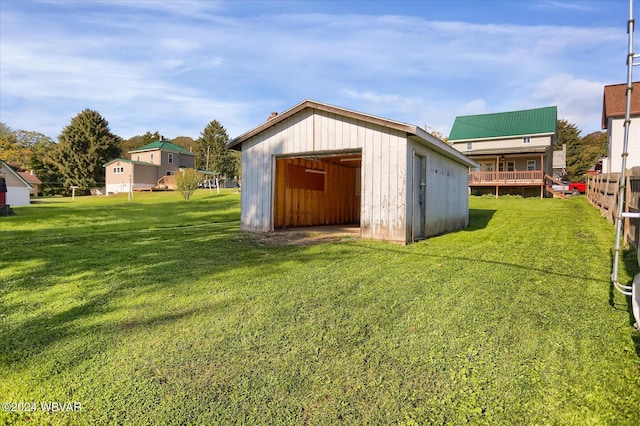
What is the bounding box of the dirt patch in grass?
[247,231,357,247]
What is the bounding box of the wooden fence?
[587,167,640,249]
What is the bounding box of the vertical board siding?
[241,110,317,232]
[372,124,382,238]
[360,126,407,242]
[380,129,390,240]
[360,123,374,238]
[411,141,469,237]
[405,147,414,243]
[273,157,358,227]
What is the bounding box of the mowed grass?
[1,191,639,425]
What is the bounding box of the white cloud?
[534,0,598,13]
[533,74,606,133]
[160,38,201,52]
[457,100,489,117]
[341,89,419,114]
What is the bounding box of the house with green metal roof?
[104,140,195,194]
[449,106,558,198]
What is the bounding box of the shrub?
[175,168,200,200]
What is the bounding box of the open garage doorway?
[273,151,361,232]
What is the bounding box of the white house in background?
[552,144,567,179]
[227,99,478,244]
[601,81,640,174]
[0,160,33,206]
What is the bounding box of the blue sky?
[0,0,636,141]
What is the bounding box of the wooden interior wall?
[274,157,360,228]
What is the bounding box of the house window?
[527,160,536,171]
[523,137,531,144]
[166,171,174,176]
[113,166,124,174]
[466,141,473,151]
[507,161,515,171]
[168,153,174,164]
[151,153,154,163]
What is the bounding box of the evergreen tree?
[30,137,64,195]
[557,119,582,179]
[556,120,607,181]
[194,120,237,178]
[52,109,122,191]
[574,131,607,178]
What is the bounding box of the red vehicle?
[552,181,586,196]
[568,182,586,195]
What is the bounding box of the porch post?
[540,153,544,199]
[496,155,500,198]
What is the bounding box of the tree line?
[0,109,239,195]
[1,110,606,196]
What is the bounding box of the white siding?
[240,108,409,240]
[409,140,470,239]
[6,186,30,206]
[357,125,407,243]
[452,134,553,153]
[1,164,31,206]
[106,183,131,194]
[605,116,640,173]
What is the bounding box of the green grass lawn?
[1,191,639,425]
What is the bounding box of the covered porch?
[467,146,550,198]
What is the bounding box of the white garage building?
[228,100,478,244]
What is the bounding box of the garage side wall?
[240,128,277,232]
[359,127,408,243]
[409,141,470,239]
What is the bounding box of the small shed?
[0,160,33,207]
[228,100,478,244]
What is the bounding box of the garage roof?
[227,99,478,168]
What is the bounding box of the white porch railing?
[469,170,544,185]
